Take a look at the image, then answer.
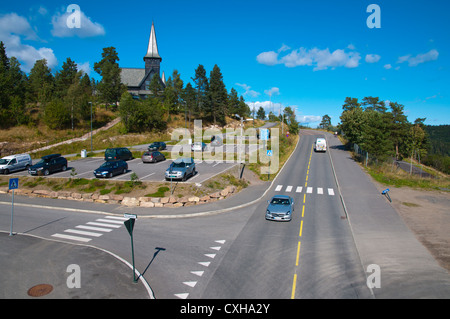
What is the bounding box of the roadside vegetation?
[335,96,449,191]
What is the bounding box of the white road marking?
[64,229,103,237]
[76,225,113,232]
[87,222,121,228]
[183,281,197,288]
[198,262,211,267]
[174,293,189,299]
[52,233,91,242]
[191,271,204,277]
[275,185,283,191]
[307,187,313,193]
[317,187,323,194]
[328,188,335,196]
[296,186,303,193]
[286,186,293,192]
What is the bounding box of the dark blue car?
[94,160,128,178]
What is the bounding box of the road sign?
[9,178,19,190]
[124,213,137,220]
[267,150,273,157]
[260,128,269,141]
[124,218,135,236]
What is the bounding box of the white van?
[0,154,32,174]
[314,138,327,152]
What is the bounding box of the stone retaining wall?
[0,185,237,208]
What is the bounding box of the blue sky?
[1,0,448,126]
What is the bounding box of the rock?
[160,197,169,204]
[98,195,110,201]
[140,201,155,207]
[188,196,200,202]
[210,192,221,198]
[122,197,140,207]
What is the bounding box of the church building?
[120,22,166,98]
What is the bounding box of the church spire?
[145,22,161,60]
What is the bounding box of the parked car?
[105,147,133,161]
[165,157,196,181]
[28,154,68,176]
[191,142,206,152]
[210,135,223,147]
[142,151,165,163]
[314,138,327,152]
[265,195,294,222]
[0,154,32,174]
[93,160,128,178]
[148,142,167,151]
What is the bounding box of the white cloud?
[0,12,57,72]
[264,87,280,97]
[77,61,91,76]
[51,9,105,38]
[298,115,322,124]
[246,101,283,114]
[256,51,279,66]
[257,45,361,71]
[236,83,260,98]
[384,64,392,69]
[397,49,439,67]
[365,54,381,63]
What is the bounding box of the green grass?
[365,162,450,191]
[145,186,170,197]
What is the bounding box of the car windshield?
[271,198,290,205]
[105,149,115,156]
[100,162,114,168]
[172,162,186,168]
[36,159,49,165]
[0,159,9,165]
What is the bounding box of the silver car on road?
[265,195,294,221]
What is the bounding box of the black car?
[148,142,166,151]
[28,154,68,176]
[104,148,133,161]
[94,160,128,178]
[142,151,166,163]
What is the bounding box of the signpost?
[124,214,137,283]
[267,150,273,180]
[9,178,18,236]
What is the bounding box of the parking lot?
[8,155,238,184]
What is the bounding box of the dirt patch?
[373,181,450,272]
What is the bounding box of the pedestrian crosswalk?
[275,185,335,196]
[51,215,128,243]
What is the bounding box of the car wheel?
[123,168,127,174]
[108,172,113,178]
[62,165,67,171]
[3,169,9,175]
[182,174,186,182]
[44,169,49,176]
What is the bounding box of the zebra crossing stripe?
[286,186,293,192]
[307,187,313,193]
[317,188,323,194]
[275,185,283,191]
[296,186,302,193]
[328,188,335,196]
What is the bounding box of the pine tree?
[208,64,227,125]
[94,47,124,108]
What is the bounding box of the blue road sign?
[9,178,19,190]
[260,129,269,141]
[267,150,273,157]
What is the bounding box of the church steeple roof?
[145,22,161,60]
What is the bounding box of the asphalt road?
[2,129,450,299]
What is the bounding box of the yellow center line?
[292,143,314,299]
[299,219,303,236]
[291,274,297,299]
[295,241,301,266]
